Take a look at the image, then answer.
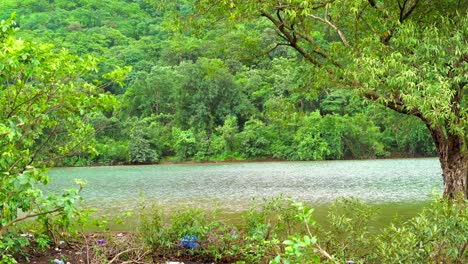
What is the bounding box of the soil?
[19,233,210,264]
[17,233,125,264]
[22,246,84,264]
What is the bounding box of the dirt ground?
[24,246,85,264]
[20,232,209,264]
[18,232,141,264]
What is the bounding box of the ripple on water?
[45,158,443,212]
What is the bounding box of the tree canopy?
[177,0,468,198]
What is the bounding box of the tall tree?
[186,0,468,199]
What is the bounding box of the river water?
[47,158,443,215]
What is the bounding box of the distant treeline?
[1,0,435,165]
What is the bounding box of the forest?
[1,0,436,166]
[0,0,466,263]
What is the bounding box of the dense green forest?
[0,0,436,166]
[1,1,467,263]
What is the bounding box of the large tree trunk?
[439,148,468,200]
[428,125,468,199]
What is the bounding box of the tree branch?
[0,206,64,236]
[0,185,84,236]
[399,0,419,23]
[307,12,351,48]
[108,248,141,264]
[262,43,290,57]
[260,10,323,66]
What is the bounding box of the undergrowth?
[1,196,466,263]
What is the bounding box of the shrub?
[238,119,272,158]
[372,198,467,263]
[272,197,467,264]
[138,196,302,263]
[129,129,158,164]
[171,128,198,161]
[322,198,377,263]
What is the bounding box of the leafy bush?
[129,129,158,164]
[138,196,303,263]
[271,200,337,264]
[322,198,377,262]
[0,14,117,263]
[372,198,467,263]
[272,197,467,264]
[171,127,198,161]
[238,119,272,158]
[293,111,331,160]
[95,139,129,165]
[128,117,168,164]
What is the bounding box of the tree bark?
[427,125,468,199]
[439,148,468,200]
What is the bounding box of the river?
[46,158,443,220]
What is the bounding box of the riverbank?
[58,153,438,168]
[19,198,468,264]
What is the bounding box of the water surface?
[47,158,442,214]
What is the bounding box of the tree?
[186,0,467,199]
[123,66,181,117]
[174,58,247,132]
[0,14,116,242]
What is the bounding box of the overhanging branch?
[0,185,84,236]
[0,206,64,236]
[307,5,351,48]
[260,10,323,67]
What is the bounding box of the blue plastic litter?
[178,235,198,249]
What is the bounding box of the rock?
[58,240,66,248]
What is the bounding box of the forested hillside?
[0,0,435,165]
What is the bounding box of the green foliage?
[373,198,467,263]
[238,119,272,158]
[342,114,388,158]
[91,113,130,164]
[322,198,377,262]
[95,139,129,165]
[378,111,436,156]
[294,111,332,160]
[171,127,197,161]
[353,13,468,140]
[123,66,182,117]
[0,233,30,264]
[138,196,304,263]
[128,117,168,164]
[129,129,158,164]
[0,14,116,261]
[272,197,467,264]
[216,115,240,153]
[3,0,453,166]
[271,200,323,264]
